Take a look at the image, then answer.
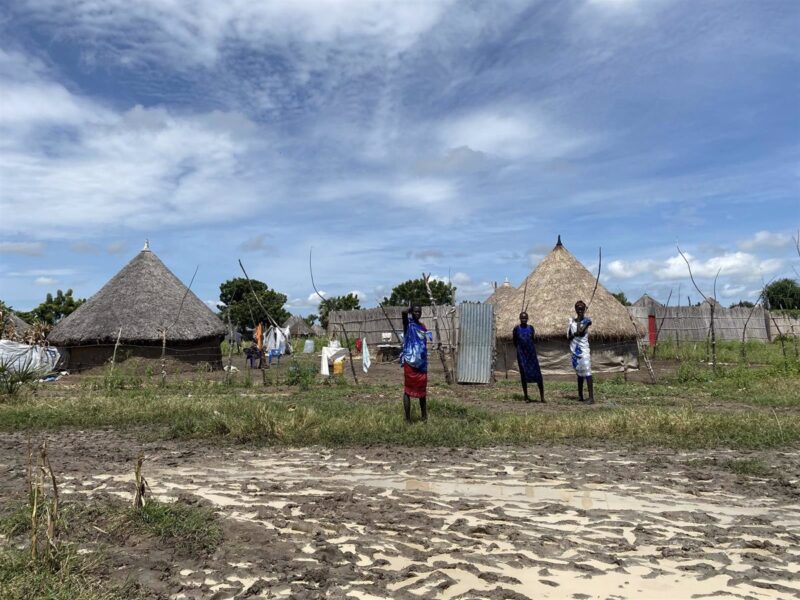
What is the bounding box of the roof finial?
[502,277,511,287]
[143,239,150,251]
[556,234,562,247]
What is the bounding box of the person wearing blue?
[512,311,545,403]
[400,304,429,422]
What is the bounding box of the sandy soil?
[1,431,799,599]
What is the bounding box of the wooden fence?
[327,306,459,348]
[628,305,799,342]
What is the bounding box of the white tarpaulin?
[0,340,60,373]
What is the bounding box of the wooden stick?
[110,326,123,375]
[423,273,453,384]
[586,247,602,310]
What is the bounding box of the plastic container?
[303,339,315,354]
[332,358,345,376]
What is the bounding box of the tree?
[763,278,800,310]
[318,294,360,329]
[17,289,85,325]
[218,278,290,332]
[382,278,455,307]
[303,314,318,327]
[611,291,631,306]
[730,300,755,309]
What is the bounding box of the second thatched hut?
[48,243,225,370]
[494,237,639,375]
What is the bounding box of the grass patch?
[125,499,221,555]
[2,348,799,450]
[0,545,138,600]
[718,458,773,477]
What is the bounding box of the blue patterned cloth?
[568,318,592,377]
[513,325,542,383]
[400,320,429,373]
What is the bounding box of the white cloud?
[16,0,454,68]
[348,290,366,301]
[438,108,589,160]
[738,230,792,251]
[307,291,326,303]
[390,179,457,207]
[719,283,746,299]
[607,251,785,284]
[34,276,56,285]
[0,242,44,256]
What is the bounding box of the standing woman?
[568,300,594,404]
[512,312,545,403]
[400,305,429,422]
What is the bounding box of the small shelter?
[284,315,314,337]
[632,294,664,310]
[48,243,225,370]
[494,237,639,374]
[485,278,515,307]
[1,311,31,340]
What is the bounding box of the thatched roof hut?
[48,243,225,370]
[284,315,314,337]
[1,311,31,340]
[496,237,637,340]
[493,237,638,375]
[485,278,515,306]
[632,294,664,309]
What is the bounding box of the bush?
[0,359,41,397]
[286,361,316,389]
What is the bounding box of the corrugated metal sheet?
[456,303,495,384]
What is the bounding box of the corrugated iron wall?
[456,303,494,384]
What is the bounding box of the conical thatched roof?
[48,246,225,345]
[495,238,637,340]
[485,278,515,305]
[1,311,31,339]
[632,294,664,308]
[284,315,314,336]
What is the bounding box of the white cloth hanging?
[362,337,371,373]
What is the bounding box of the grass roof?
[48,247,225,345]
[495,239,638,340]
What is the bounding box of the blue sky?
[1,0,798,315]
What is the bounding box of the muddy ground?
[1,431,798,599]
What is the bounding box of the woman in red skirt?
[400,305,429,422]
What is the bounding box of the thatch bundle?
[48,246,225,345]
[495,238,637,340]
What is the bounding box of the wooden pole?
[160,329,167,385]
[225,313,234,384]
[423,273,453,384]
[110,327,123,376]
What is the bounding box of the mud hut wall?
[628,306,772,342]
[327,306,459,347]
[59,337,224,371]
[495,339,638,375]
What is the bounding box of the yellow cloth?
[255,323,263,351]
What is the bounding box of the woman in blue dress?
[512,312,545,403]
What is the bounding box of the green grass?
[0,545,139,600]
[125,499,221,555]
[1,341,798,450]
[1,387,797,449]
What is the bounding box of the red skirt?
[403,363,428,398]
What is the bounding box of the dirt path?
[1,432,799,599]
